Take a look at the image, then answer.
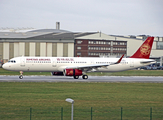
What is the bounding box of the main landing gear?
[73,75,88,79]
[82,75,88,79]
[19,71,23,79]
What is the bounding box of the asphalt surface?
[0,76,163,83]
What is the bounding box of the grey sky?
[0,0,163,36]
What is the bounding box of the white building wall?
[3,42,9,60]
[126,40,143,56]
[57,43,63,57]
[47,43,52,57]
[19,42,25,56]
[40,43,46,57]
[29,42,35,56]
[160,37,163,41]
[68,43,74,57]
[152,41,157,49]
[151,50,163,57]
[14,43,19,57]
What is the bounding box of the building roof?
[28,29,71,33]
[0,29,72,39]
[109,35,145,40]
[0,29,97,41]
[73,32,98,37]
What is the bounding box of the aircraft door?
[130,60,134,67]
[52,58,57,67]
[20,58,25,67]
[91,60,94,64]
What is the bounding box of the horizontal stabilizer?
[140,60,156,64]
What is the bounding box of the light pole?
[65,98,74,120]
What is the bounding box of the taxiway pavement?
[0,76,163,83]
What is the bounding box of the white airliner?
[2,37,156,79]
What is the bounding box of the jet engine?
[51,72,64,76]
[64,69,83,76]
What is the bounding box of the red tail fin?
[130,37,154,59]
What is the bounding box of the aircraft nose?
[2,63,6,69]
[2,63,8,70]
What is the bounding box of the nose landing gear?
[19,71,23,79]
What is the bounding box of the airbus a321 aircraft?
[2,37,156,79]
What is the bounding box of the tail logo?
[140,43,151,56]
[130,37,154,59]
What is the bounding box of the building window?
[106,47,110,50]
[88,46,111,51]
[77,41,82,44]
[77,46,81,49]
[88,41,93,44]
[113,42,117,45]
[157,42,163,49]
[77,52,81,55]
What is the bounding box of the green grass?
[0,68,51,76]
[0,82,163,119]
[1,68,163,76]
[1,82,162,108]
[0,68,163,119]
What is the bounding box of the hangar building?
[0,29,127,61]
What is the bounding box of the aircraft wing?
[66,54,124,70]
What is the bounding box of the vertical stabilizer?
[130,37,154,59]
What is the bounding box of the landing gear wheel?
[19,71,23,79]
[74,76,79,79]
[82,75,88,79]
[19,75,23,79]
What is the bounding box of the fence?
[0,107,163,120]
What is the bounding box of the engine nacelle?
[64,69,83,76]
[51,72,64,76]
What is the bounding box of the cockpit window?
[8,60,16,63]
